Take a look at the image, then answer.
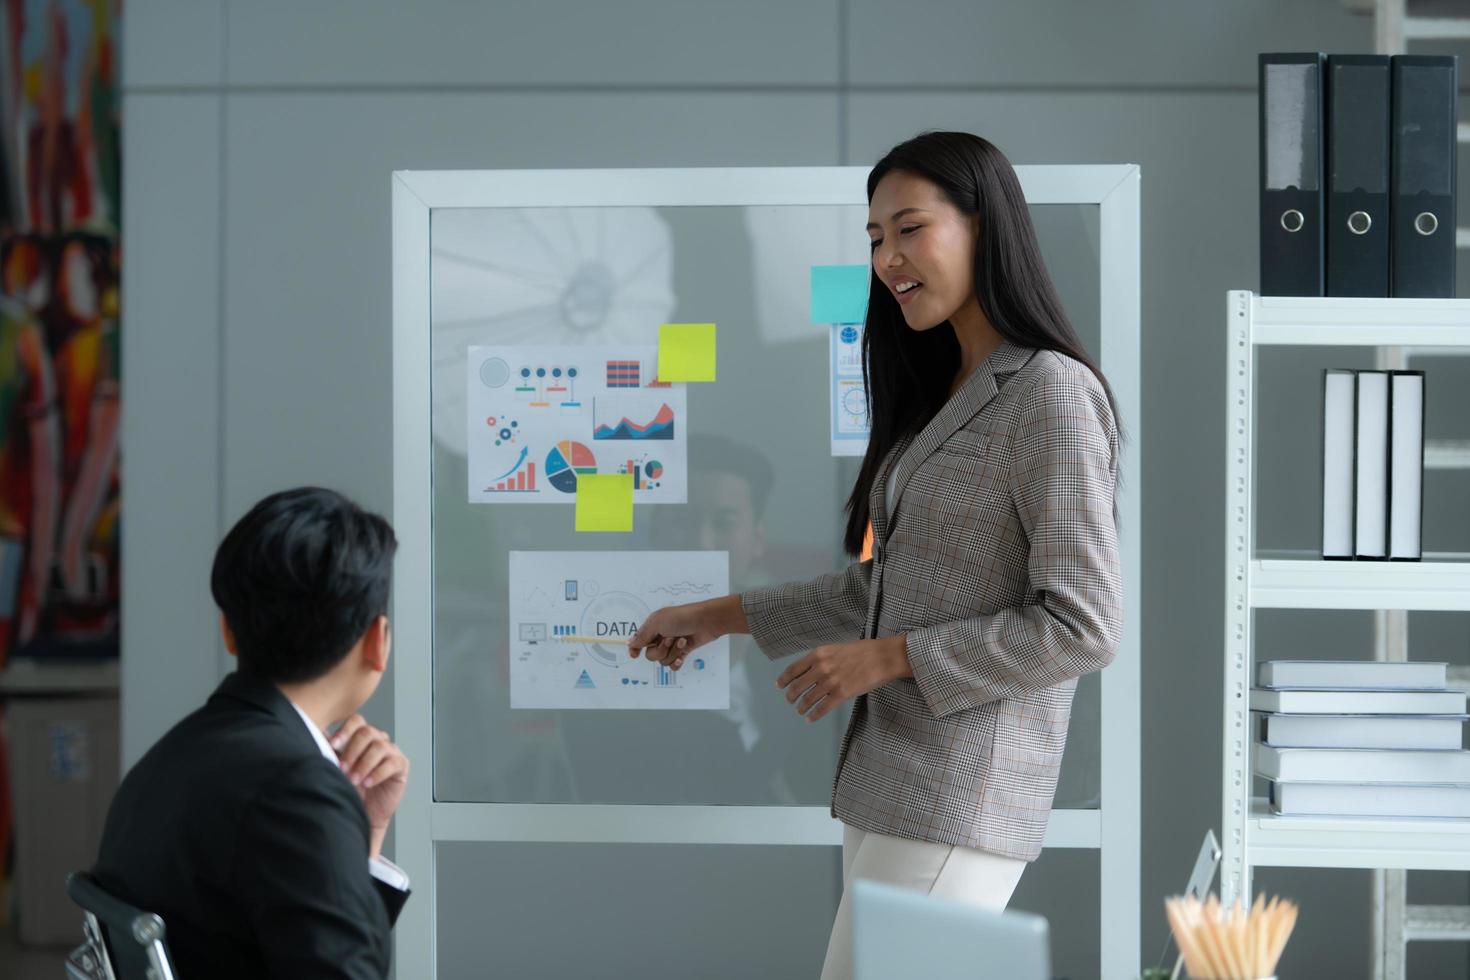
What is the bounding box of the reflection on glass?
[1031,206,1103,810]
[430,207,675,457]
[431,203,1104,809]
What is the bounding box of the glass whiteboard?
[428,201,1102,809]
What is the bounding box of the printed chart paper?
[509,551,730,709]
[830,323,870,455]
[467,345,687,505]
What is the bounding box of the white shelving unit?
[1221,291,1470,905]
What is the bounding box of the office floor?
[0,924,68,979]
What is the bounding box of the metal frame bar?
[392,164,1142,979]
[1221,290,1256,905]
[391,173,436,975]
[1098,164,1143,980]
[429,802,1104,848]
[1403,17,1470,40]
[1249,559,1470,611]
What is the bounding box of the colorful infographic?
[830,323,870,455]
[467,345,688,504]
[509,551,730,709]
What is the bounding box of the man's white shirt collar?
[290,701,340,763]
[287,700,409,892]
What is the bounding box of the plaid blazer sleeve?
[740,559,873,661]
[905,369,1123,718]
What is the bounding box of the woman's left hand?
[776,635,913,722]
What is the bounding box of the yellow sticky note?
[575,473,634,532]
[658,323,717,383]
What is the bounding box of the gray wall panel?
[848,0,1369,88]
[119,94,223,767]
[225,0,840,88]
[123,0,224,90]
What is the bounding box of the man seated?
[93,487,410,979]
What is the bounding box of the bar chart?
[485,460,537,493]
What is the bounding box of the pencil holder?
[1164,892,1298,980]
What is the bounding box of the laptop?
[852,879,1050,980]
[1158,830,1222,979]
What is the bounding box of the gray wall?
[121,2,1470,977]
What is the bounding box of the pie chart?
[547,440,598,494]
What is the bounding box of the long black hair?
[844,131,1120,556]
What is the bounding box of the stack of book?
[1253,660,1469,818]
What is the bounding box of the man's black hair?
[211,487,397,684]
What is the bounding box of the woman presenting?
[628,131,1123,980]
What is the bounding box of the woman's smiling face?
[867,169,980,332]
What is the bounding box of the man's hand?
[332,715,410,859]
[775,635,912,723]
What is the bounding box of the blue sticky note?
[811,265,870,324]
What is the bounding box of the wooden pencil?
[1165,892,1298,978]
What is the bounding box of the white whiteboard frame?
[391,165,1141,979]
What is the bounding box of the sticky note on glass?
[658,323,717,382]
[575,474,634,532]
[811,265,869,324]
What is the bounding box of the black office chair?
[63,871,178,980]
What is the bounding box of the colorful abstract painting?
[0,0,119,918]
[0,0,120,667]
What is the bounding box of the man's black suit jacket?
[93,672,408,979]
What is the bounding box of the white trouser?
[818,824,1027,980]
